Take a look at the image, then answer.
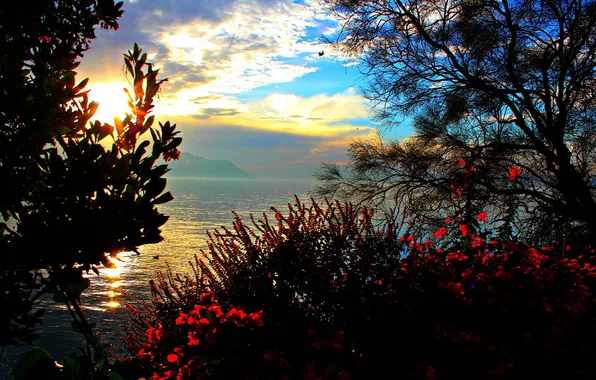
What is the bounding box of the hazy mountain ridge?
[164,153,251,178]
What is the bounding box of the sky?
[79,0,413,178]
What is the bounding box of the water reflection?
[99,252,130,309]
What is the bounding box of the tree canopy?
[0,0,181,350]
[317,0,596,244]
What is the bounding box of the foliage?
[123,199,596,379]
[317,0,596,244]
[0,0,181,371]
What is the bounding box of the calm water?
[0,178,316,376]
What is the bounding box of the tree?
[317,0,596,244]
[0,0,181,361]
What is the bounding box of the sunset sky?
[79,0,413,178]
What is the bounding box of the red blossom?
[147,326,163,343]
[476,212,487,222]
[443,281,465,296]
[227,307,247,322]
[208,305,224,318]
[247,310,264,326]
[175,312,188,325]
[459,224,468,237]
[187,331,199,346]
[166,354,179,363]
[509,166,521,182]
[435,227,447,239]
[200,291,214,302]
[444,217,451,225]
[472,237,485,248]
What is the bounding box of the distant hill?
[164,153,251,179]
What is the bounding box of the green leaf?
[11,348,53,380]
[109,373,125,380]
[62,354,82,380]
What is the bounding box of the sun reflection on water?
[101,252,131,309]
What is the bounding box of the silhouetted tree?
[0,0,181,357]
[317,0,596,244]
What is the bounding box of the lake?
[0,178,316,376]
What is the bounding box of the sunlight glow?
[87,83,130,125]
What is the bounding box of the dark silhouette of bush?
[123,199,596,379]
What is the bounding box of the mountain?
[164,153,251,179]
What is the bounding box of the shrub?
[123,199,596,379]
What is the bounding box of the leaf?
[68,278,90,298]
[152,191,174,205]
[61,354,81,380]
[109,373,125,380]
[114,116,124,136]
[143,115,154,129]
[88,101,99,117]
[11,348,53,380]
[73,78,89,93]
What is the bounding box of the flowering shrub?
[120,292,359,379]
[121,199,596,379]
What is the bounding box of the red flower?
[459,224,468,237]
[208,305,224,318]
[167,353,179,363]
[175,312,188,325]
[443,282,465,296]
[435,227,447,239]
[228,307,247,322]
[163,148,181,162]
[187,331,199,346]
[477,212,487,222]
[199,318,210,326]
[200,291,214,302]
[472,237,485,248]
[509,166,521,182]
[247,310,264,326]
[147,326,163,343]
[444,217,451,225]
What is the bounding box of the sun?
[86,82,131,125]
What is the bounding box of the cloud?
[158,91,372,138]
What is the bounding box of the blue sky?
[79,0,413,178]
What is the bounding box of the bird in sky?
[318,51,324,57]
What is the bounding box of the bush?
[123,198,596,379]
